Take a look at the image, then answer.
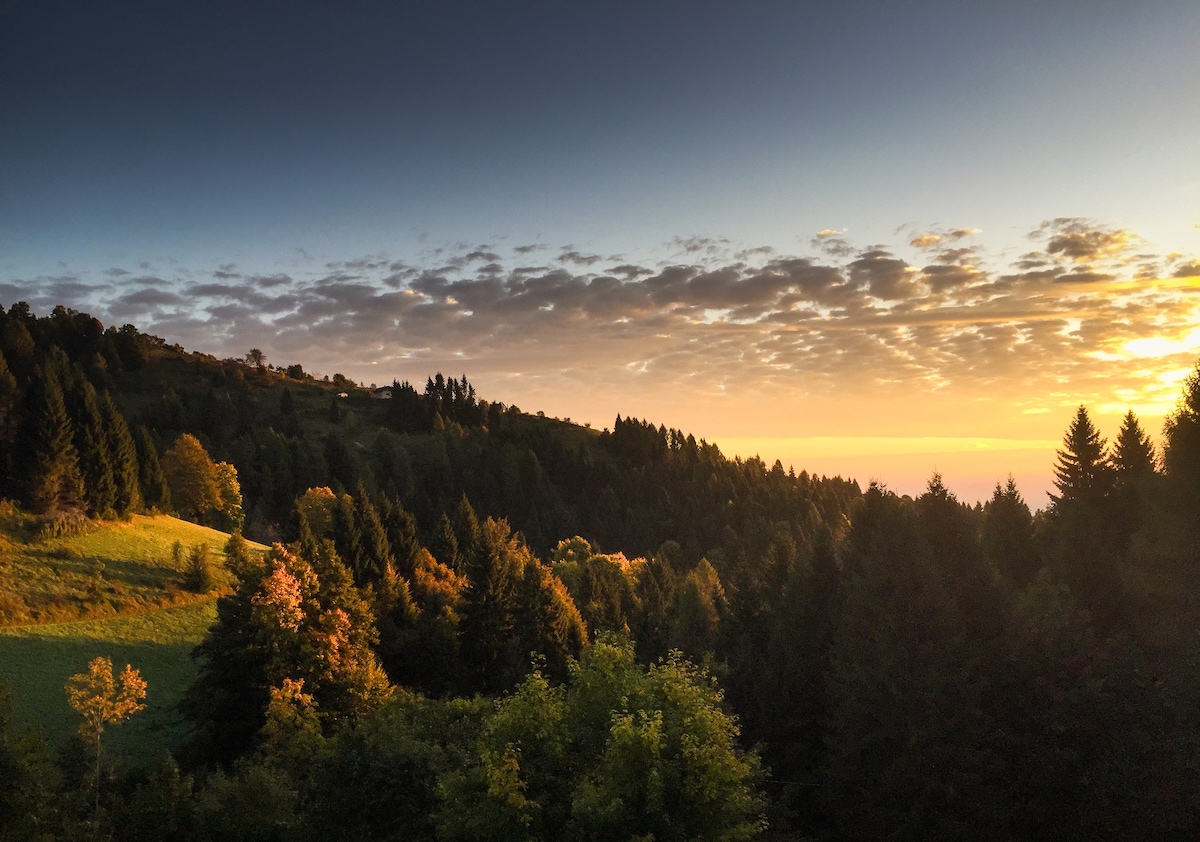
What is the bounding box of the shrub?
[183,543,215,593]
[36,510,91,539]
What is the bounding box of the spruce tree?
[1113,409,1157,482]
[0,351,18,496]
[1050,405,1113,511]
[431,513,460,573]
[982,476,1038,586]
[451,493,482,573]
[330,492,364,580]
[353,486,393,586]
[67,379,117,518]
[377,495,421,579]
[100,392,143,515]
[135,426,170,511]
[1163,361,1200,538]
[22,365,84,514]
[1048,406,1124,629]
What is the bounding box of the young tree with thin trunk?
[65,657,147,827]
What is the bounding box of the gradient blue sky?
[4,1,1199,503]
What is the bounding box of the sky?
[3,0,1199,505]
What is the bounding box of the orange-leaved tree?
[65,656,147,822]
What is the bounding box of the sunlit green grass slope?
[0,510,268,765]
[0,601,217,765]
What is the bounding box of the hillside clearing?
[0,510,266,626]
[0,600,217,766]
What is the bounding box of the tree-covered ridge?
[4,300,1200,839]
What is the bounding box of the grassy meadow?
[0,601,217,765]
[0,508,255,625]
[0,509,268,765]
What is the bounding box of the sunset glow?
[3,2,1198,506]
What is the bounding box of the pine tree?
[1048,407,1124,628]
[1113,410,1157,482]
[1163,361,1200,533]
[431,513,460,573]
[353,486,393,586]
[451,493,481,573]
[0,351,18,496]
[459,518,525,693]
[100,392,142,515]
[135,426,170,511]
[1050,406,1113,511]
[22,365,84,514]
[982,476,1038,586]
[73,380,118,518]
[330,492,364,580]
[377,495,421,579]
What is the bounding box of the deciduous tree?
[65,657,147,822]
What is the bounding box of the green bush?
[182,544,214,594]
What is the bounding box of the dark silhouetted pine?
[1163,361,1200,537]
[1113,409,1157,482]
[1050,405,1113,510]
[354,486,393,586]
[331,492,364,581]
[67,378,117,518]
[0,351,17,493]
[22,365,84,514]
[983,476,1039,586]
[431,513,460,573]
[101,391,143,515]
[378,494,421,579]
[135,426,170,510]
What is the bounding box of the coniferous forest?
[3,302,1200,840]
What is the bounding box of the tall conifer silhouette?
[101,391,143,515]
[24,365,84,514]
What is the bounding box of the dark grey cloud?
[670,235,730,258]
[252,273,293,288]
[111,288,186,310]
[559,249,602,266]
[1035,217,1139,263]
[920,262,982,291]
[466,248,501,263]
[848,250,918,300]
[812,229,854,258]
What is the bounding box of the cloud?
[253,273,294,288]
[812,229,854,258]
[945,228,981,240]
[911,228,980,249]
[7,222,1196,436]
[1034,218,1140,263]
[559,249,602,266]
[847,250,920,300]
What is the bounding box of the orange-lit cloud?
[5,218,1197,503]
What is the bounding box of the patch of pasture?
[0,600,217,767]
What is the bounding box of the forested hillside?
[3,302,1200,840]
